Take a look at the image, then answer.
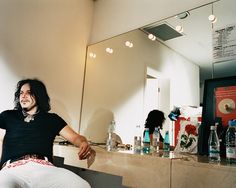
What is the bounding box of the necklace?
[22,110,40,123]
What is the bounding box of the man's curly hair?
[14,78,51,112]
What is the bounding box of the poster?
[215,86,236,126]
[213,23,236,63]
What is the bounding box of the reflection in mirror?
[80,0,236,147]
[213,60,236,78]
[141,3,213,83]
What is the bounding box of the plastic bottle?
[152,127,160,152]
[134,136,141,153]
[143,128,150,154]
[226,119,236,165]
[163,131,170,152]
[208,125,220,163]
[106,132,112,151]
[106,120,116,151]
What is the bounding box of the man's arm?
[59,125,92,160]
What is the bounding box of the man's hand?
[78,141,96,168]
[78,140,91,160]
[59,125,96,166]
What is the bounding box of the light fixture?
[175,11,188,34]
[125,41,134,48]
[89,52,96,58]
[208,14,217,23]
[175,25,184,33]
[105,47,113,54]
[175,11,190,19]
[209,3,217,24]
[148,34,156,41]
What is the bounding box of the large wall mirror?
[80,0,236,146]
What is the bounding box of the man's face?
[19,83,37,112]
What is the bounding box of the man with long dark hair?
[0,78,92,187]
[144,109,175,151]
[144,109,165,148]
[145,109,165,134]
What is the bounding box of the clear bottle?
[106,132,112,151]
[226,120,236,165]
[134,136,141,153]
[108,120,116,133]
[106,120,116,151]
[143,128,150,154]
[152,127,160,152]
[208,125,220,163]
[163,131,170,152]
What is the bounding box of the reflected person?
[144,109,165,145]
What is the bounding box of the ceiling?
[140,0,236,82]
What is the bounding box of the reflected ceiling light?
[208,14,217,23]
[125,41,134,48]
[174,11,188,34]
[148,34,156,41]
[89,52,96,58]
[175,25,184,33]
[105,47,113,54]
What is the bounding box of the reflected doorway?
[144,75,160,121]
[144,67,172,145]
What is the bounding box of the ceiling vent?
[142,22,183,41]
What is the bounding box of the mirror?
[80,0,236,146]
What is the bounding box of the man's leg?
[1,161,91,188]
[27,162,91,188]
[0,169,30,188]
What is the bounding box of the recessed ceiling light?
[148,34,156,41]
[125,41,134,48]
[106,47,113,54]
[175,25,184,33]
[175,11,190,19]
[89,52,96,58]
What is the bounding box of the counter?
[171,155,236,188]
[53,144,236,188]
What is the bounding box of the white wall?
[0,0,94,132]
[0,0,202,147]
[82,29,199,144]
[90,0,215,43]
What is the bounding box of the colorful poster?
[215,86,236,126]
